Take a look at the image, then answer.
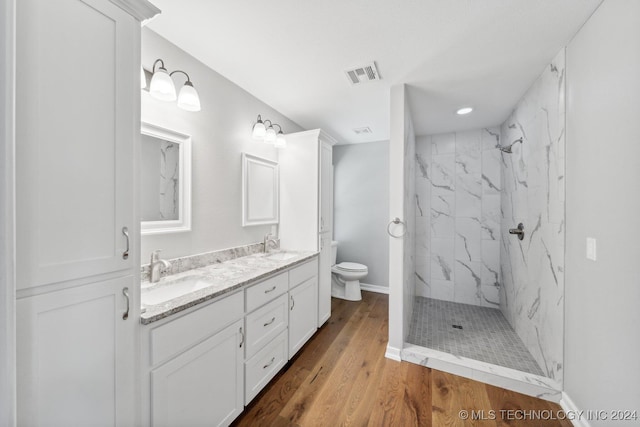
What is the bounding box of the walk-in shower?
[402,49,567,396]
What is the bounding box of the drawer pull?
[263,317,276,327]
[239,327,245,348]
[264,286,277,294]
[263,357,275,369]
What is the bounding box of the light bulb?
[149,67,176,101]
[456,107,473,115]
[275,132,286,148]
[252,118,266,139]
[265,126,276,143]
[177,81,201,112]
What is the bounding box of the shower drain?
[452,324,463,329]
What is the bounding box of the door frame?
[1,0,17,425]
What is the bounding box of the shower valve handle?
[509,223,525,241]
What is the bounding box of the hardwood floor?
[232,292,572,427]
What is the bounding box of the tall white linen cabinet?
[279,129,337,328]
[14,0,159,425]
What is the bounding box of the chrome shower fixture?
[498,137,523,153]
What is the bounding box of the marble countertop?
[140,250,318,324]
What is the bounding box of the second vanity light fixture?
[251,115,287,148]
[144,59,201,112]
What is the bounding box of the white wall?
[387,84,417,357]
[565,0,640,421]
[387,84,408,357]
[1,0,16,424]
[141,29,303,260]
[333,141,389,287]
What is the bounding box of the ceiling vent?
[353,127,373,135]
[345,62,381,85]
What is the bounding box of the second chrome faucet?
[263,233,279,253]
[150,250,171,282]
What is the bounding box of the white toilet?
[330,241,368,301]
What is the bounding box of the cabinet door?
[16,276,136,426]
[289,277,318,359]
[319,141,333,233]
[151,320,244,427]
[318,235,332,327]
[16,0,138,289]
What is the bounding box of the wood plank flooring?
[232,292,572,427]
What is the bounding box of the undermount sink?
[142,276,213,306]
[265,252,298,261]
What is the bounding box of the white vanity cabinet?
[243,276,290,404]
[288,259,319,358]
[151,320,244,427]
[143,256,319,425]
[15,0,158,425]
[144,291,245,427]
[280,130,337,328]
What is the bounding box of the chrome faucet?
[150,250,171,283]
[263,233,279,253]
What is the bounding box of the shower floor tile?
[407,297,544,376]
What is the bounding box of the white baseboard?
[385,345,402,361]
[560,392,591,427]
[360,283,389,294]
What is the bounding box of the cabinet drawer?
[245,293,288,359]
[289,258,318,289]
[150,291,243,366]
[245,329,288,405]
[245,272,288,312]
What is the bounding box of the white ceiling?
[146,0,601,144]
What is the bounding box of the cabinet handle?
[263,317,276,327]
[290,295,295,311]
[320,217,324,230]
[122,287,130,320]
[239,327,244,348]
[122,227,130,260]
[264,286,276,294]
[263,357,275,369]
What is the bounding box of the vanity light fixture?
[251,115,287,148]
[146,59,201,112]
[456,106,473,115]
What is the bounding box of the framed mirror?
[141,122,192,235]
[242,153,279,226]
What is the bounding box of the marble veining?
[140,250,317,324]
[415,128,501,307]
[403,117,417,342]
[401,345,561,402]
[500,48,565,384]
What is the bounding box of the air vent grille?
[345,62,381,85]
[353,127,372,135]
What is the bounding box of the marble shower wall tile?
[499,48,565,384]
[415,127,501,307]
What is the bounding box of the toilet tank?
[331,241,338,265]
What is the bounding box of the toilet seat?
[335,262,367,272]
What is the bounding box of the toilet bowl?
[330,241,367,301]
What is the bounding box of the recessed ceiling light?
[456,107,473,115]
